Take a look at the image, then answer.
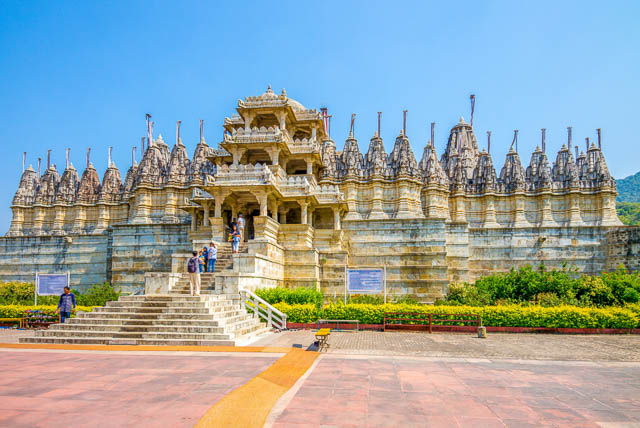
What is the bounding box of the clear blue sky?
[1,1,639,232]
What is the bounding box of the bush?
[0,281,120,307]
[256,287,323,307]
[0,304,95,319]
[445,264,640,308]
[276,303,639,329]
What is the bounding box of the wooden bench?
[0,318,23,328]
[315,328,331,352]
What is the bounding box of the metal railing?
[240,289,287,330]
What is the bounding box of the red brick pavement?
[0,350,277,428]
[272,356,640,428]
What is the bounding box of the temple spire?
[470,94,476,127]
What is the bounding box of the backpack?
[187,257,198,273]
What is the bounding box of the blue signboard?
[348,269,383,293]
[37,274,69,296]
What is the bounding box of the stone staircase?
[20,275,269,347]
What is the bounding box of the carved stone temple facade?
[2,87,639,300]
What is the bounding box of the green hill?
[617,171,640,202]
[617,201,640,226]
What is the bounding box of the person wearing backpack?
[187,251,201,296]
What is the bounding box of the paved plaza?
[1,329,639,427]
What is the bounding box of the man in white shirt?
[237,213,246,243]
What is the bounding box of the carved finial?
[430,122,435,148]
[47,149,51,170]
[349,113,356,137]
[575,145,579,159]
[402,110,407,136]
[22,152,26,173]
[108,146,113,167]
[65,148,70,169]
[541,128,546,153]
[281,88,286,96]
[200,119,204,142]
[377,112,382,138]
[597,128,602,149]
[267,84,272,92]
[145,114,152,149]
[176,120,182,146]
[487,131,491,154]
[470,94,476,127]
[38,157,41,176]
[510,130,518,152]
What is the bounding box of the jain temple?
[3,87,640,302]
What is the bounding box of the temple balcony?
[226,126,290,145]
[206,163,277,187]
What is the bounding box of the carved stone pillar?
[568,191,582,225]
[214,197,222,218]
[333,207,341,230]
[307,207,314,226]
[514,193,527,227]
[299,201,308,225]
[203,203,210,226]
[483,195,498,227]
[279,207,288,224]
[96,203,109,232]
[51,205,66,235]
[306,158,313,175]
[396,181,412,219]
[369,181,385,219]
[256,192,268,217]
[190,210,197,232]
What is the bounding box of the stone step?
[20,337,236,346]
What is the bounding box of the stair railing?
[240,289,287,330]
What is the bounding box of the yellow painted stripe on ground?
[195,348,319,428]
[0,343,289,353]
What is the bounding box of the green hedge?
[0,282,120,307]
[0,305,95,319]
[274,303,640,329]
[256,287,323,307]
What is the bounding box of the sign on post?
[35,273,70,305]
[347,269,384,293]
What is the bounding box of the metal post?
[597,128,602,149]
[487,131,491,154]
[200,119,204,142]
[470,94,476,127]
[383,265,387,304]
[349,114,355,137]
[377,112,381,137]
[430,122,435,147]
[344,266,347,304]
[22,152,26,173]
[541,128,546,153]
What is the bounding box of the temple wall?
[604,227,640,272]
[110,223,191,291]
[0,234,109,290]
[467,226,608,281]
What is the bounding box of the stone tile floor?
[0,349,277,428]
[253,330,640,361]
[271,355,640,428]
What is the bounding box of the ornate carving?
[99,164,123,202]
[419,141,449,187]
[337,135,364,178]
[167,139,191,185]
[552,144,579,189]
[441,117,480,189]
[364,134,387,177]
[470,150,497,193]
[135,136,169,187]
[387,132,419,177]
[77,163,101,204]
[12,165,39,206]
[55,164,79,204]
[35,166,60,205]
[499,148,526,193]
[191,139,216,184]
[525,146,552,191]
